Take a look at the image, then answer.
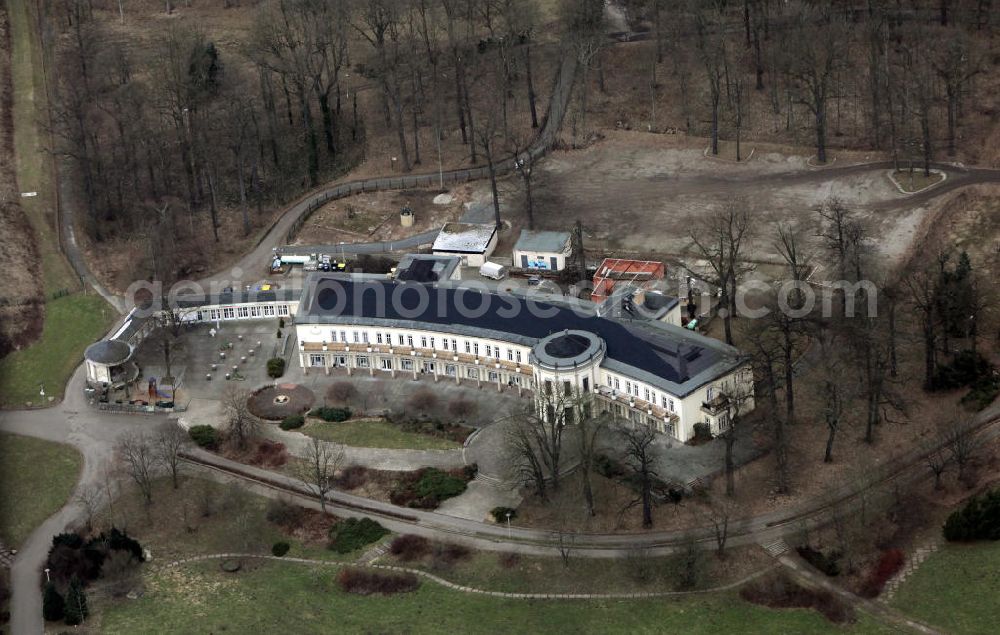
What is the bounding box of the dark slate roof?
[395,255,460,283]
[85,339,132,365]
[297,276,745,396]
[172,288,302,308]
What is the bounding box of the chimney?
[677,344,689,381]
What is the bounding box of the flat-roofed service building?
[293,274,754,441]
[431,222,498,267]
[513,230,573,271]
[592,258,666,302]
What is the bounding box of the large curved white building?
[294,274,754,441]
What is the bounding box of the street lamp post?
[44,568,50,583]
[505,511,512,538]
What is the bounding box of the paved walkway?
[879,539,942,602]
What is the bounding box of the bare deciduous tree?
[117,431,157,506]
[617,421,659,528]
[154,425,187,489]
[222,386,257,450]
[326,381,359,407]
[294,438,344,513]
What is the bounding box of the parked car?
[527,275,542,286]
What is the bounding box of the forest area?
[45,0,998,289]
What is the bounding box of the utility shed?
[431,222,498,267]
[512,230,573,271]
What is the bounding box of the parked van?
[479,261,507,280]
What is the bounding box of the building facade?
[293,275,754,441]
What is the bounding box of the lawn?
[890,540,1000,635]
[102,477,353,565]
[8,0,78,295]
[393,547,771,595]
[303,418,461,450]
[0,293,113,407]
[96,560,900,635]
[0,432,81,547]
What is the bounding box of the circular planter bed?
[247,383,315,420]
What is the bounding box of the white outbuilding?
[432,222,498,267]
[512,230,573,272]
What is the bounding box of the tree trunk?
[317,88,336,155]
[453,49,468,144]
[724,434,735,496]
[824,425,836,463]
[486,142,501,229]
[299,91,319,186]
[815,97,827,164]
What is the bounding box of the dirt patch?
[295,184,477,246]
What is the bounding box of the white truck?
[479,261,507,280]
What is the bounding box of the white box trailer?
[479,261,507,280]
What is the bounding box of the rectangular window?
[446,364,457,377]
[564,407,575,425]
[614,378,620,390]
[362,332,369,343]
[379,358,393,370]
[340,331,347,343]
[485,345,492,357]
[668,399,675,412]
[421,336,428,348]
[330,331,338,343]
[625,381,632,395]
[443,339,449,351]
[544,380,553,395]
[385,333,391,346]
[398,334,405,345]
[309,354,324,367]
[407,335,414,347]
[223,307,235,319]
[644,388,651,402]
[465,341,471,354]
[356,356,370,368]
[210,309,220,320]
[494,347,500,359]
[467,368,479,379]
[353,331,360,343]
[430,337,436,349]
[277,305,289,316]
[376,333,383,344]
[583,377,590,393]
[563,381,572,396]
[263,305,275,316]
[488,371,499,382]
[707,386,715,401]
[401,359,413,371]
[250,306,261,317]
[451,339,457,352]
[473,343,479,355]
[666,422,676,438]
[507,349,514,361]
[515,350,522,363]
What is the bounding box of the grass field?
[0,293,113,407]
[96,561,900,635]
[0,432,81,547]
[303,418,460,450]
[890,540,1000,635]
[393,548,770,595]
[8,0,77,295]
